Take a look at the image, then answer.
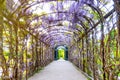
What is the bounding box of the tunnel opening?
[58,48,65,59]
[54,45,68,60]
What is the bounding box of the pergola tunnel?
[1,0,120,80]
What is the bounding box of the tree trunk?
[100,22,106,80]
[14,26,19,80]
[92,30,96,80]
[0,12,9,80]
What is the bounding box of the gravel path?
[28,59,87,80]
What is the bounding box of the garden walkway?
[28,59,87,80]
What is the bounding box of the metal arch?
[31,0,77,20]
[42,32,73,42]
[51,41,67,46]
[31,15,94,33]
[40,30,73,40]
[28,0,102,30]
[31,18,94,37]
[49,39,68,45]
[47,30,73,35]
[41,31,73,38]
[38,25,73,34]
[49,37,72,44]
[32,18,69,29]
[33,11,68,20]
[46,27,73,33]
[45,35,72,44]
[43,33,72,42]
[46,36,72,43]
[44,35,72,44]
[25,0,76,15]
[50,40,71,48]
[39,28,73,36]
[50,41,68,47]
[27,0,106,47]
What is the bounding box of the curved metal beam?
[41,32,73,42]
[45,35,72,44]
[40,30,73,39]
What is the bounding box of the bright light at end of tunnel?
[58,48,65,59]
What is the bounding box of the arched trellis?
[41,31,73,40]
[48,36,73,48]
[18,0,107,49]
[0,0,119,80]
[39,27,73,34]
[43,35,72,44]
[39,29,73,37]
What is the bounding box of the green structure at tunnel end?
[54,45,68,60]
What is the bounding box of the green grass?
[58,48,65,59]
[118,73,120,77]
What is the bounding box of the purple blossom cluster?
[28,0,106,47]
